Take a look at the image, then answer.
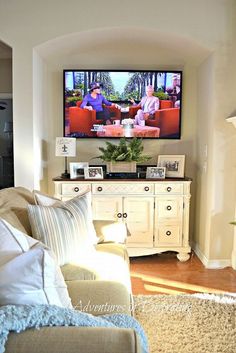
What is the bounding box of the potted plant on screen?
[97,138,151,173]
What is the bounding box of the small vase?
[123,124,134,137]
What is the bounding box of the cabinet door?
[124,197,154,246]
[92,196,122,221]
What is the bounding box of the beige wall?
[0,0,235,267]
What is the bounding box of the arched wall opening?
[31,27,213,252]
[33,26,211,187]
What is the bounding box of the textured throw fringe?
[0,304,148,353]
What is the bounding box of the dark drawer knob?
[144,186,149,192]
[167,187,172,192]
[166,231,171,236]
[97,186,103,192]
[74,187,79,192]
[167,205,172,211]
[117,213,122,218]
[123,213,128,218]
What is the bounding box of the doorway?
[0,40,13,189]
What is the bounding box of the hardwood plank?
[130,252,236,295]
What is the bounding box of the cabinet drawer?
[156,197,183,220]
[92,183,153,195]
[155,183,183,195]
[61,183,91,196]
[155,225,182,246]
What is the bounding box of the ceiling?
[0,40,12,59]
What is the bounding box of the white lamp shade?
[55,137,76,157]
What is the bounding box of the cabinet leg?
[177,252,190,262]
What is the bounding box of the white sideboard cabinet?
[53,178,191,261]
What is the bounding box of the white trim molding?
[192,242,232,269]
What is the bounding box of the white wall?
[0,0,235,266]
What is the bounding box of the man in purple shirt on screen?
[81,82,120,125]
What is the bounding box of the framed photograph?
[84,166,104,179]
[157,155,185,178]
[69,162,89,179]
[146,166,166,179]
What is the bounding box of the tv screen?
[64,70,182,139]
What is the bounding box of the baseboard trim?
[192,243,232,269]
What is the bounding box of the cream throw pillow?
[0,219,72,308]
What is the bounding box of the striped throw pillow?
[28,192,97,266]
[33,190,98,245]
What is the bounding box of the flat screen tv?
[64,70,182,139]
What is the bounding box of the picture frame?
[157,155,185,178]
[146,166,166,179]
[69,162,89,179]
[84,166,104,179]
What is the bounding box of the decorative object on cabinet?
[84,166,104,179]
[53,178,191,261]
[158,155,185,178]
[69,162,88,179]
[146,166,166,179]
[55,137,76,178]
[96,138,151,173]
[106,161,137,173]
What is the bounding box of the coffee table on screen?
[96,125,160,138]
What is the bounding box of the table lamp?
[55,137,76,178]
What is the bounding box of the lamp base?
[61,172,70,179]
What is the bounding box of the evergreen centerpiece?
[97,138,151,173]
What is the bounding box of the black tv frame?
[63,69,183,139]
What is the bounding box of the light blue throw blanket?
[0,304,148,353]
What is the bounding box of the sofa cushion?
[67,280,132,315]
[95,243,130,265]
[0,187,35,235]
[61,263,97,281]
[61,250,131,292]
[0,219,72,308]
[61,243,129,282]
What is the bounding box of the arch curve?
[35,26,211,68]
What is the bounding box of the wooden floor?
[130,251,236,295]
